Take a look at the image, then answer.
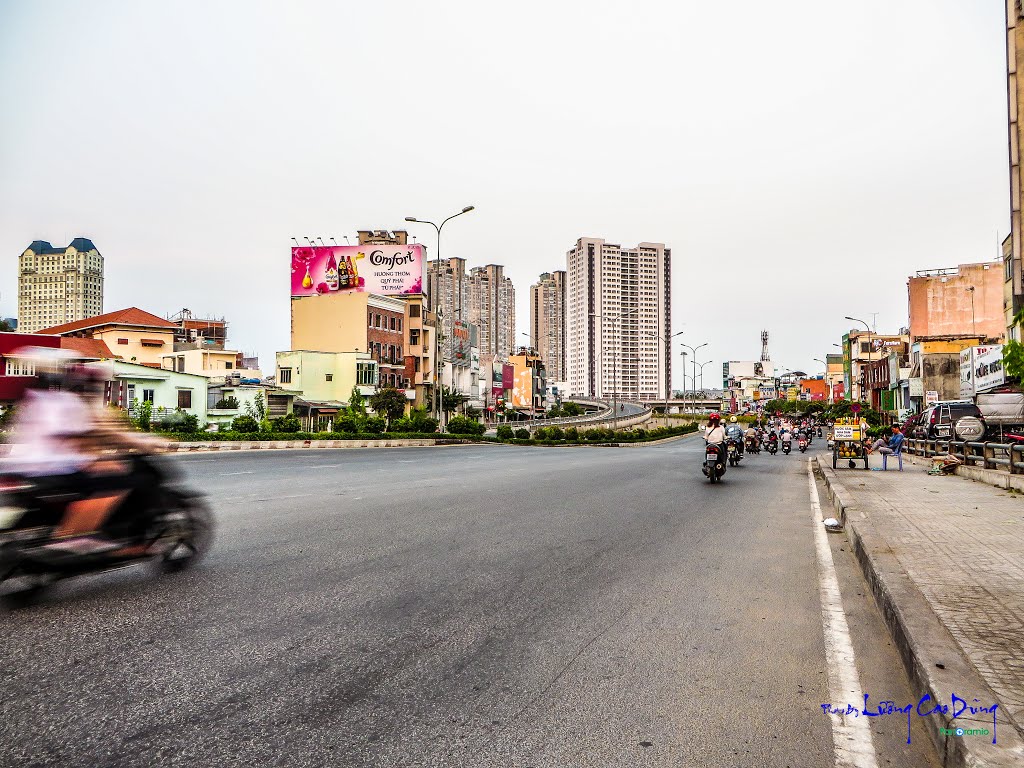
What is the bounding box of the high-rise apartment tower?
[530,271,566,383]
[566,237,671,399]
[18,239,104,333]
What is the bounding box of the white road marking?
[219,471,255,476]
[807,459,878,768]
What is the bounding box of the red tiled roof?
[37,307,177,335]
[59,337,117,360]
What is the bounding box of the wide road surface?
[0,438,940,767]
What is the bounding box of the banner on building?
[974,345,1005,393]
[451,321,471,367]
[512,361,533,408]
[909,378,924,397]
[960,346,997,399]
[291,245,424,297]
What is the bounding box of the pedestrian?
[867,425,904,456]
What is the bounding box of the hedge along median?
[496,422,699,446]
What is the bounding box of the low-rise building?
[160,348,262,382]
[101,360,208,424]
[509,348,546,414]
[205,383,296,428]
[38,307,177,367]
[276,350,378,428]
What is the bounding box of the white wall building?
[566,237,671,399]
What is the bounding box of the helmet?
[708,412,721,423]
[730,416,738,423]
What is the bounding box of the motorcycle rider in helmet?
[725,415,745,456]
[705,412,727,447]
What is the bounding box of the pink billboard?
[291,245,424,297]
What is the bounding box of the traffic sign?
[851,403,861,414]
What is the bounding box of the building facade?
[530,271,566,383]
[1006,1,1024,339]
[907,263,1005,343]
[37,307,177,367]
[425,257,469,363]
[565,237,671,400]
[468,264,515,358]
[18,239,104,333]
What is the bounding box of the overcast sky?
[0,0,1010,388]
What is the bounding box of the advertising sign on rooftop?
[974,345,1005,393]
[291,245,424,297]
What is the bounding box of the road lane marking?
[807,459,878,768]
[219,471,255,476]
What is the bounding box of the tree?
[430,386,468,415]
[245,391,267,422]
[347,386,367,416]
[215,396,240,409]
[561,402,582,417]
[369,387,407,427]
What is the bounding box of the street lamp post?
[638,328,685,420]
[845,316,872,407]
[814,357,828,403]
[405,206,475,432]
[590,307,640,430]
[967,286,977,338]
[680,342,708,415]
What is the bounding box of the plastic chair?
[882,444,903,471]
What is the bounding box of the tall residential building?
[468,264,515,357]
[425,257,469,361]
[566,237,671,400]
[530,271,566,382]
[18,239,104,333]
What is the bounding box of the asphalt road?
[0,438,940,767]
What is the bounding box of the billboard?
[511,361,533,408]
[974,345,1005,393]
[291,245,424,297]
[959,346,998,398]
[451,320,471,367]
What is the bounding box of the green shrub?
[547,426,564,441]
[633,428,646,438]
[496,424,514,440]
[270,414,301,433]
[332,412,362,433]
[231,415,259,433]
[214,396,240,409]
[514,428,530,440]
[533,427,549,441]
[158,412,200,433]
[364,416,386,434]
[564,426,579,442]
[586,429,604,442]
[447,415,485,435]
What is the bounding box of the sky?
[0,0,1011,390]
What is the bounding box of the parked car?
[915,401,986,441]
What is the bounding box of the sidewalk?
[815,451,1024,767]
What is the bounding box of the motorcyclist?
[4,356,165,547]
[725,416,745,455]
[705,412,727,446]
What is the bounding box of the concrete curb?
[169,432,698,453]
[813,455,1024,767]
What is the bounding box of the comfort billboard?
[291,245,424,297]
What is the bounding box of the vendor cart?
[832,418,868,470]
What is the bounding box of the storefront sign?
[925,390,939,405]
[974,345,1005,393]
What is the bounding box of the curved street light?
[404,206,475,430]
[845,315,872,405]
[680,342,708,414]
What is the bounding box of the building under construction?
[168,309,228,351]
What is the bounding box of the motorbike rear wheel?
[155,496,214,573]
[0,544,50,609]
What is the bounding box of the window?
[410,304,420,318]
[410,330,420,345]
[390,316,396,331]
[117,338,129,345]
[279,367,292,384]
[4,360,34,376]
[356,362,376,386]
[398,318,403,332]
[177,389,192,409]
[142,389,154,403]
[326,373,333,382]
[225,362,233,370]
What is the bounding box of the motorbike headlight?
[0,506,25,530]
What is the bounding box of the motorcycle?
[798,437,808,453]
[817,427,823,438]
[0,454,213,607]
[782,440,792,455]
[766,438,778,455]
[726,438,743,467]
[745,435,760,455]
[703,442,727,483]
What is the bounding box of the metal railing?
[903,437,1024,474]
